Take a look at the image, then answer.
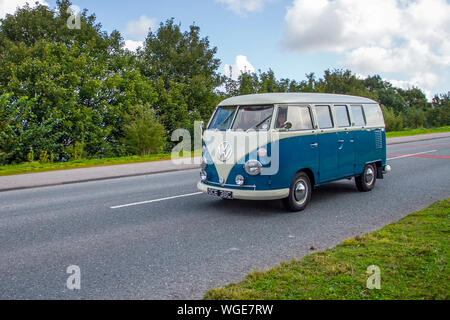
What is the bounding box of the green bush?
[404,107,426,129]
[39,150,49,164]
[64,141,86,161]
[382,105,404,131]
[123,105,166,156]
[27,147,34,162]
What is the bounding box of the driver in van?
[276,108,287,128]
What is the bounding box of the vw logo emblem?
[217,141,232,162]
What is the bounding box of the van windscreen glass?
[208,107,237,130]
[232,106,274,131]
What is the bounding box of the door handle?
[338,139,344,143]
[310,143,318,148]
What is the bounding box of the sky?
[1,0,449,98]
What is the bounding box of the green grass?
[386,126,450,138]
[0,151,200,176]
[204,199,450,300]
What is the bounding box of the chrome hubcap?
[365,167,374,185]
[294,180,307,204]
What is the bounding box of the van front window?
[232,106,274,131]
[208,105,274,131]
[208,107,237,130]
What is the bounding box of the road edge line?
[0,166,200,193]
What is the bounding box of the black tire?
[355,163,377,192]
[283,172,312,212]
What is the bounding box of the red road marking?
[388,153,450,159]
[401,144,450,148]
[394,145,450,148]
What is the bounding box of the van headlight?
[244,160,262,176]
[235,175,245,186]
[200,170,207,181]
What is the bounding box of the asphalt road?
[0,137,449,299]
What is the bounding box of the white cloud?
[388,77,433,100]
[224,55,255,80]
[0,0,48,19]
[124,15,157,41]
[124,40,143,52]
[216,0,272,16]
[283,0,450,95]
[283,0,403,53]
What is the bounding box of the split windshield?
[208,105,274,131]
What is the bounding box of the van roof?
[218,93,378,106]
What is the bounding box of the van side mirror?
[283,121,292,130]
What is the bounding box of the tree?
[258,69,278,93]
[364,75,390,93]
[404,107,426,128]
[0,93,64,164]
[428,93,450,127]
[123,106,166,156]
[315,69,374,98]
[401,87,430,111]
[140,19,223,133]
[0,1,157,161]
[377,88,408,114]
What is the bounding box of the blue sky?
[52,0,336,84]
[2,0,449,97]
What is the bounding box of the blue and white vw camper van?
[197,93,391,211]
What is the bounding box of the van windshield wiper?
[246,115,272,132]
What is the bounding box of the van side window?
[275,107,288,129]
[315,105,333,129]
[333,105,350,127]
[351,105,366,126]
[363,104,384,127]
[287,106,313,130]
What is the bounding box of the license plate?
[207,188,233,199]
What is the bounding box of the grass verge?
[0,151,200,176]
[386,126,450,138]
[204,199,450,300]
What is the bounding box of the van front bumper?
[197,181,289,200]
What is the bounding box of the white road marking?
[111,192,203,209]
[224,248,240,254]
[387,149,438,161]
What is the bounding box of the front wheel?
[355,163,377,192]
[283,172,312,212]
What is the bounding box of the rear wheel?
[355,163,376,192]
[283,172,312,212]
